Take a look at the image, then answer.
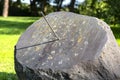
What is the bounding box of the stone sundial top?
[15,12,107,70]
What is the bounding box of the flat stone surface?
[15,12,120,80]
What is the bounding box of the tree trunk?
[40,0,47,14]
[16,0,22,7]
[30,0,38,16]
[57,0,63,11]
[3,0,9,17]
[68,0,76,12]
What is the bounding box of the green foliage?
[9,4,31,16]
[78,0,120,25]
[110,24,120,41]
[1,0,120,25]
[78,0,107,18]
[0,17,39,80]
[104,0,120,24]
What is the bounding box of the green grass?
[0,16,119,80]
[117,39,120,46]
[0,35,19,80]
[110,24,120,46]
[0,17,39,34]
[0,16,39,80]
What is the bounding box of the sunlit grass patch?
[0,35,20,80]
[117,39,120,46]
[0,17,39,34]
[0,16,39,80]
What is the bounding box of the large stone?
[14,12,120,80]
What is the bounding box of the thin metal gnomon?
[16,12,59,50]
[40,12,59,40]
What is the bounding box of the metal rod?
[41,12,59,40]
[16,39,58,50]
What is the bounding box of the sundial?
[16,12,60,50]
[15,12,107,78]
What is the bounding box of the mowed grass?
[0,16,120,80]
[117,39,120,46]
[0,17,39,80]
[0,35,19,80]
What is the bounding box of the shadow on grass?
[0,17,39,35]
[111,27,120,39]
[0,72,18,80]
[0,20,33,35]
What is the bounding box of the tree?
[38,0,48,14]
[30,0,38,16]
[53,0,64,11]
[68,0,76,12]
[29,0,50,15]
[0,0,4,15]
[15,0,22,8]
[2,0,9,17]
[104,0,120,24]
[57,0,64,11]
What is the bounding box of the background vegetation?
[0,0,120,80]
[1,0,120,25]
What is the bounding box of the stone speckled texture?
[15,12,120,80]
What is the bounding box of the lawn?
[0,16,120,80]
[0,17,39,80]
